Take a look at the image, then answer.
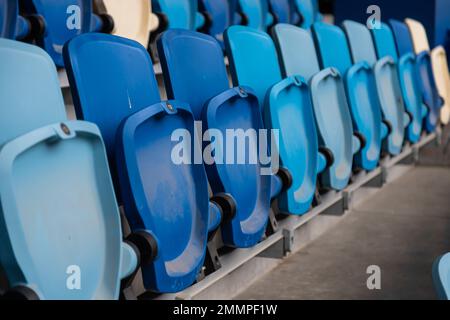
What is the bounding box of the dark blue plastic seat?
[0,0,30,39]
[372,22,427,143]
[0,38,137,300]
[236,0,273,31]
[268,0,298,25]
[152,0,205,30]
[341,20,410,155]
[226,25,360,191]
[389,19,444,133]
[64,33,222,292]
[198,0,232,47]
[308,22,387,167]
[20,0,111,67]
[158,29,284,246]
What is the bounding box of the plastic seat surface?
[237,0,273,31]
[158,29,272,247]
[198,0,230,45]
[152,0,204,30]
[405,18,431,54]
[64,33,211,292]
[0,38,136,299]
[431,46,450,125]
[342,20,408,154]
[293,0,321,29]
[20,0,97,67]
[0,0,29,39]
[98,0,152,47]
[390,20,442,133]
[222,25,322,214]
[268,0,292,24]
[309,22,381,171]
[433,253,450,300]
[372,23,426,143]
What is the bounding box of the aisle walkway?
[236,166,450,300]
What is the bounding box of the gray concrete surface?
[236,166,450,300]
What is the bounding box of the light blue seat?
[372,22,427,144]
[152,0,205,30]
[342,20,410,155]
[158,29,283,247]
[198,0,233,48]
[0,0,31,39]
[293,0,322,29]
[0,38,137,300]
[64,33,222,292]
[226,25,357,192]
[20,0,112,67]
[236,0,273,31]
[433,253,450,300]
[307,22,386,169]
[389,19,444,133]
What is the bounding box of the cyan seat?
[225,25,356,192]
[158,29,282,247]
[152,0,205,30]
[64,33,222,292]
[433,253,450,300]
[342,20,410,155]
[20,0,112,67]
[235,0,274,31]
[293,0,322,29]
[221,25,329,213]
[389,19,443,133]
[371,22,427,143]
[198,0,233,48]
[0,0,31,40]
[309,22,386,168]
[0,38,137,300]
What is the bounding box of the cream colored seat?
[96,0,157,47]
[405,18,450,125]
[431,46,450,125]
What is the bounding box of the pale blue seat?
[372,22,427,143]
[341,20,410,155]
[64,33,222,292]
[0,38,137,300]
[293,0,322,29]
[226,25,360,191]
[433,253,450,300]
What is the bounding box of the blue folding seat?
[235,0,274,31]
[292,0,322,29]
[0,0,29,39]
[305,22,388,166]
[371,22,427,144]
[20,0,113,67]
[268,0,298,25]
[198,0,233,47]
[389,19,444,133]
[152,0,205,31]
[226,25,361,191]
[433,253,450,300]
[0,38,137,300]
[158,29,287,246]
[341,21,411,155]
[64,33,222,292]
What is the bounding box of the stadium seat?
[0,38,138,300]
[20,0,113,67]
[433,253,450,300]
[308,22,388,171]
[198,0,233,47]
[342,20,410,155]
[390,19,443,133]
[64,33,223,292]
[235,0,274,31]
[158,29,283,246]
[0,0,31,39]
[152,0,205,30]
[293,0,322,29]
[268,0,298,25]
[226,25,359,191]
[93,0,156,47]
[371,22,427,143]
[405,18,450,126]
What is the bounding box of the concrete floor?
[236,166,450,300]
